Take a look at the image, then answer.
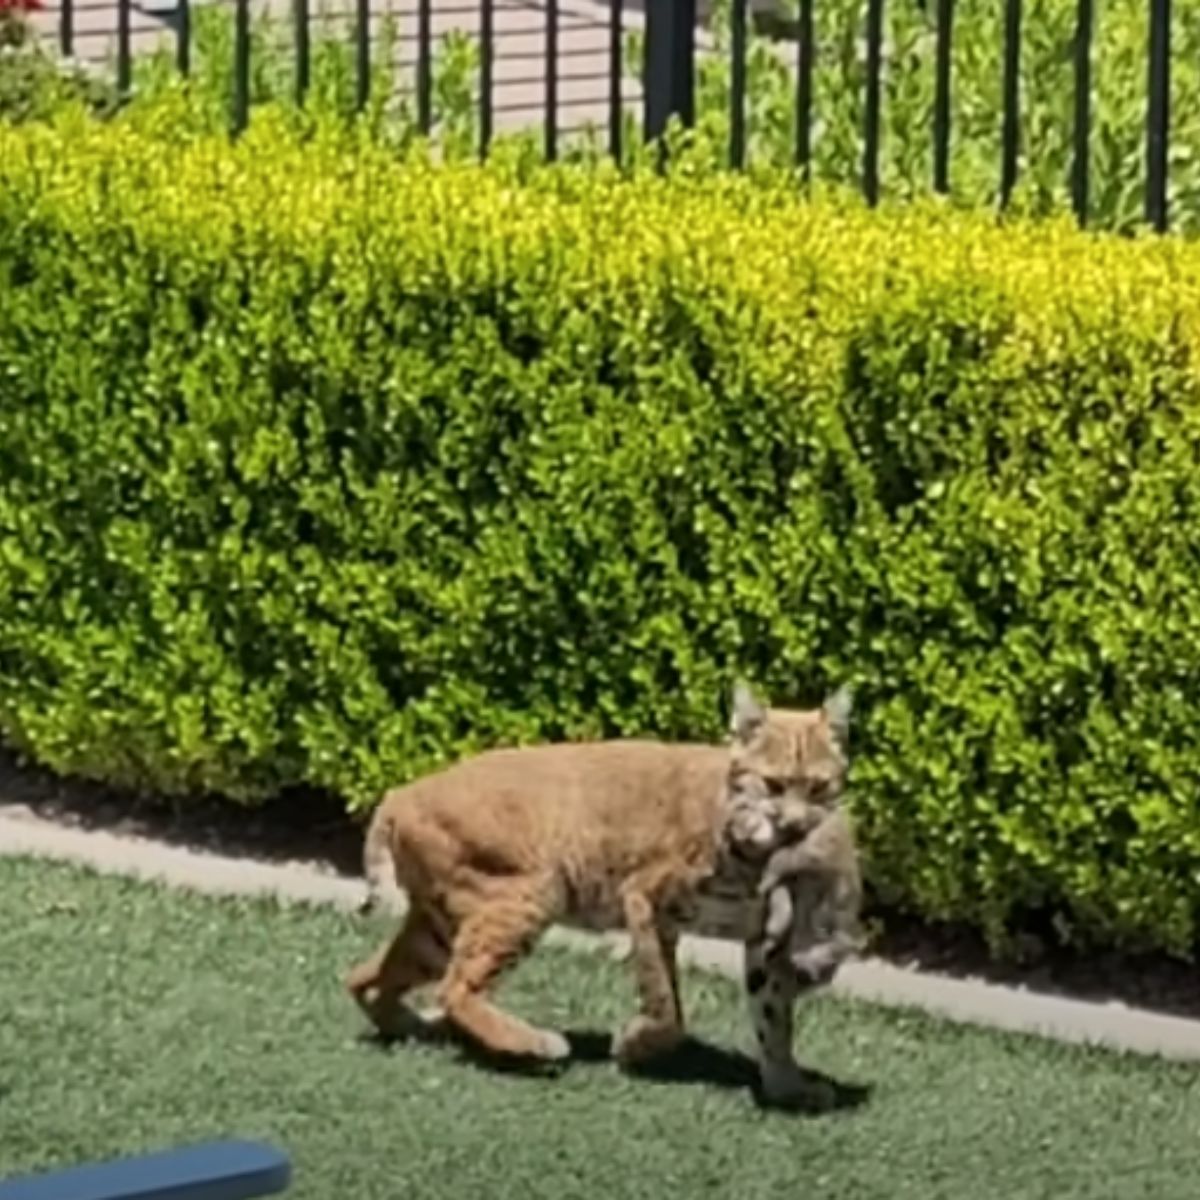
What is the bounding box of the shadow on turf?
[620,1036,872,1115]
[361,1019,870,1116]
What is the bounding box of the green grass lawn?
[1,856,1197,1200]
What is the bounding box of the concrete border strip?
[4,810,1200,1063]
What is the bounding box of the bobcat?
[345,682,851,1105]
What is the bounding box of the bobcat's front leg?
[613,889,684,1066]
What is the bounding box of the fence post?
[1071,0,1093,225]
[232,0,250,136]
[643,0,695,146]
[1145,0,1170,232]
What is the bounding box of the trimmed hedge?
[2,113,1200,956]
[0,43,118,127]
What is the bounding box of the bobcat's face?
[724,681,851,855]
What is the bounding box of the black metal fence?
[47,0,1177,231]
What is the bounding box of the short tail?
[357,801,404,916]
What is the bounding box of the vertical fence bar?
[1145,0,1170,232]
[1071,0,1093,225]
[59,0,73,59]
[176,0,190,75]
[116,0,131,96]
[644,0,696,146]
[295,0,310,105]
[933,0,953,194]
[545,0,559,161]
[863,0,884,205]
[1000,0,1021,208]
[355,0,370,112]
[608,0,623,162]
[795,0,813,179]
[730,0,747,167]
[417,0,432,134]
[480,0,494,156]
[233,0,250,135]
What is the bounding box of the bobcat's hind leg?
[436,885,568,1062]
[346,904,450,1038]
[613,890,685,1067]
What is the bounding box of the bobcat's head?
[724,680,852,856]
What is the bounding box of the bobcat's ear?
[823,683,853,748]
[730,681,767,743]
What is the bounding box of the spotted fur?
[757,805,864,986]
[723,681,857,1105]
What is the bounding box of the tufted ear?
[730,680,767,743]
[823,683,853,748]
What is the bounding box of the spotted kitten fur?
[757,802,864,986]
[717,682,856,1104]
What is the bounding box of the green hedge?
[2,112,1200,957]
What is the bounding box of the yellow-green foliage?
[2,112,1200,956]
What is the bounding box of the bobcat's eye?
[764,778,788,797]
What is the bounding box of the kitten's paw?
[791,950,840,988]
[612,1015,684,1066]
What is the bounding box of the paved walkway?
[3,807,1199,1062]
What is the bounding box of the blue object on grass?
[0,1140,290,1200]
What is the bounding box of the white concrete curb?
[3,809,1199,1063]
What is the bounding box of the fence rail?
[29,0,1181,231]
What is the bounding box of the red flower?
[0,0,46,13]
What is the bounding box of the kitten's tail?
[357,800,405,917]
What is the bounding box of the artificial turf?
[1,855,1196,1200]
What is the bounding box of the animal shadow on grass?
[362,1016,870,1115]
[360,1012,596,1078]
[624,1037,872,1116]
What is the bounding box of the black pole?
[863,0,883,205]
[644,0,695,145]
[1000,0,1021,208]
[546,0,559,161]
[480,0,494,156]
[608,0,623,163]
[1145,0,1170,232]
[417,0,432,134]
[933,0,953,194]
[355,0,370,112]
[730,0,747,168]
[176,0,190,75]
[1071,0,1093,225]
[60,0,73,59]
[233,0,250,135]
[116,0,131,96]
[795,0,813,179]
[295,0,310,105]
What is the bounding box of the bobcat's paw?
[533,1029,572,1061]
[363,1000,433,1042]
